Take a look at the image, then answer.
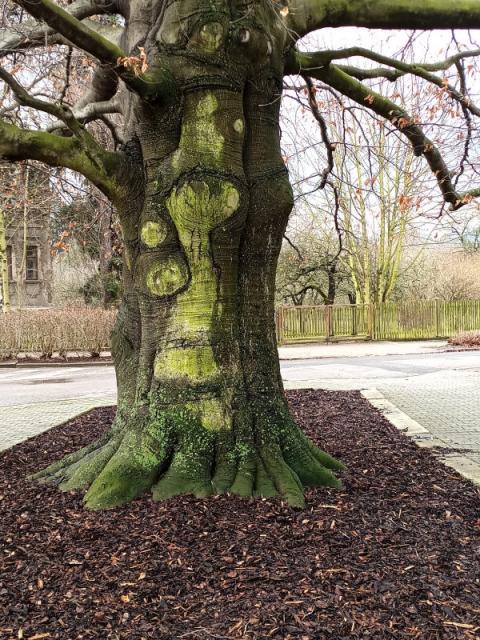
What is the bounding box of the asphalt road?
[1,350,479,406]
[282,350,480,389]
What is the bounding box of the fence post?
[276,307,284,345]
[435,299,440,338]
[367,303,375,340]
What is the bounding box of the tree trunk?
[32,2,343,508]
[326,261,337,306]
[0,207,10,312]
[98,198,114,308]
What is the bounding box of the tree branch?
[0,0,124,56]
[12,0,125,61]
[46,98,121,132]
[10,0,171,98]
[0,65,82,133]
[0,118,129,203]
[287,0,480,37]
[288,59,480,209]
[303,75,335,190]
[290,47,480,117]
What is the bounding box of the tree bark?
[0,207,10,312]
[31,0,344,508]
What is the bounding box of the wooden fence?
[275,300,480,344]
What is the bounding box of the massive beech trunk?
[32,1,344,507]
[14,0,480,509]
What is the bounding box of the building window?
[6,246,13,281]
[26,245,39,281]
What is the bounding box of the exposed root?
[30,400,344,510]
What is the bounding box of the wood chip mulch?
[1,389,480,640]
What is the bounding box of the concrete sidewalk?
[278,339,448,360]
[363,383,480,486]
[0,395,115,451]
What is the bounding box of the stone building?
[1,162,53,308]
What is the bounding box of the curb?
[361,388,480,487]
[17,360,113,368]
[0,360,113,368]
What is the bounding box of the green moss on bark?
[141,220,168,248]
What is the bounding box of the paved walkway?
[378,370,480,467]
[0,395,115,451]
[282,350,480,481]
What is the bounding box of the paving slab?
[362,370,480,487]
[377,370,480,453]
[0,395,115,452]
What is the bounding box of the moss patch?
[185,396,232,431]
[146,256,189,296]
[141,220,168,248]
[179,93,224,164]
[154,345,218,382]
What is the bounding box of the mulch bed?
[1,390,480,640]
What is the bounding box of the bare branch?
[288,59,480,210]
[303,75,335,190]
[283,234,304,261]
[290,48,480,117]
[0,64,81,132]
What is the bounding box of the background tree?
[1,0,480,509]
[332,118,423,304]
[276,227,351,306]
[0,202,8,311]
[52,189,123,307]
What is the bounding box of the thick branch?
[288,0,480,37]
[12,0,125,62]
[335,64,402,82]
[0,0,124,56]
[0,118,127,203]
[47,98,121,132]
[10,0,169,98]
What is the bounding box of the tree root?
[29,401,344,510]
